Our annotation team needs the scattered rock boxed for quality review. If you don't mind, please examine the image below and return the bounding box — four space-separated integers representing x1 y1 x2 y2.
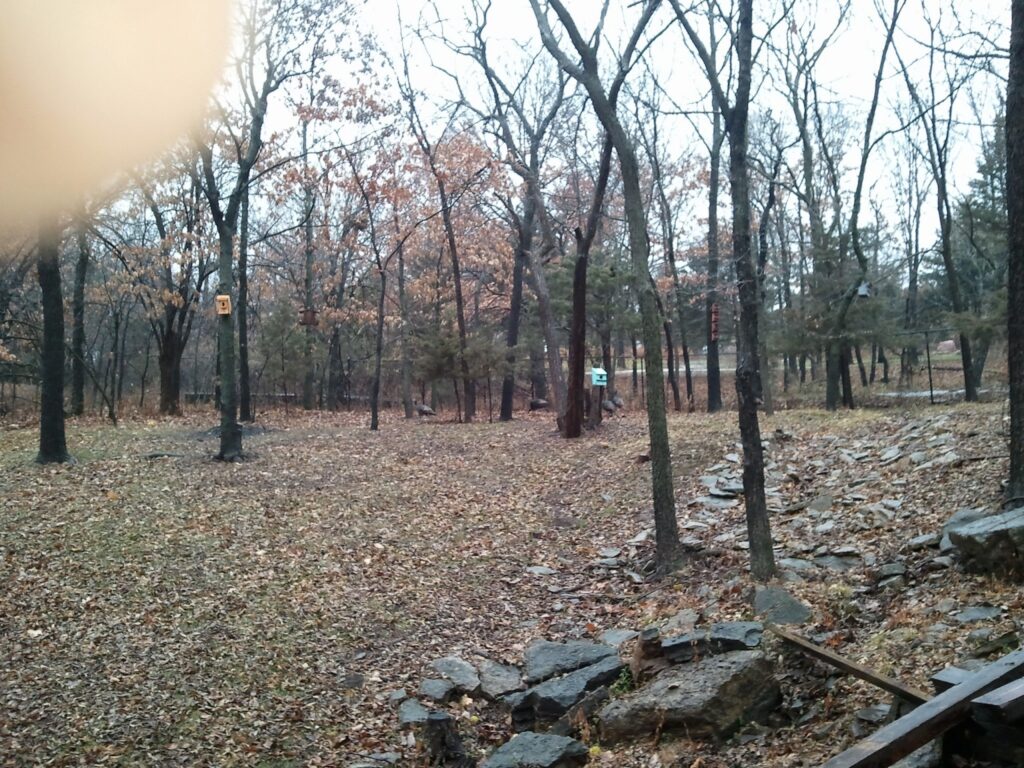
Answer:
907 533 940 550
598 547 621 558
878 563 907 578
813 554 861 572
892 740 942 768
953 605 1002 623
418 678 456 702
598 650 780 743
661 608 700 635
661 622 763 664
808 494 833 512
512 655 623 730
947 507 1024 575
600 628 638 648
429 656 480 695
387 688 407 705
398 698 431 725
523 640 617 684
753 586 812 625
779 557 815 571
478 659 523 700
481 732 588 768
526 566 557 576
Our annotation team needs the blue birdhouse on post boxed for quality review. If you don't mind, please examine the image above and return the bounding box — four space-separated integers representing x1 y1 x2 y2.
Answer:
590 367 608 387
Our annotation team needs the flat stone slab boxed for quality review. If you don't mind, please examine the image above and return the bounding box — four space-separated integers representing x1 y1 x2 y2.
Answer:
512 655 623 731
398 698 430 725
661 622 763 663
482 732 588 768
418 678 455 702
523 639 617 683
753 585 812 625
429 656 480 695
948 507 1024 576
478 659 524 700
598 650 779 743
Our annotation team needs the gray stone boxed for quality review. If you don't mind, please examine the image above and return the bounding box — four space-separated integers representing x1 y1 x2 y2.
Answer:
892 740 942 768
907 533 940 550
387 688 407 705
662 622 764 664
598 547 621 558
814 554 861 572
779 557 815 571
512 655 623 730
809 494 834 512
953 605 1002 623
878 562 907 578
753 586 812 625
661 608 700 634
429 656 480 695
968 628 994 644
947 507 1024 575
600 628 639 648
597 650 779 743
478 659 524 700
943 508 990 536
398 698 431 725
523 639 617 683
526 565 557 576
418 678 455 702
878 575 906 591
481 732 588 768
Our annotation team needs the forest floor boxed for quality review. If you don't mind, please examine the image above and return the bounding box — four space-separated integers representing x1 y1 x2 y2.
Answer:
0 400 1018 767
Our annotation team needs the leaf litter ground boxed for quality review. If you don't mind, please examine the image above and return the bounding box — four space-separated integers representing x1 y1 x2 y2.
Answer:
0 402 1017 766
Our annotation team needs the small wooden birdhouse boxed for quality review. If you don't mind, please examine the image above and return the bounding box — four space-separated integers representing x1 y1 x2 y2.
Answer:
215 294 232 316
298 308 319 327
591 367 608 387
857 281 873 298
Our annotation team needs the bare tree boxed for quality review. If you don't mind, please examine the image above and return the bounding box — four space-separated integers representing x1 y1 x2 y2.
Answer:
1006 0 1024 507
36 221 70 464
529 0 681 571
671 0 776 580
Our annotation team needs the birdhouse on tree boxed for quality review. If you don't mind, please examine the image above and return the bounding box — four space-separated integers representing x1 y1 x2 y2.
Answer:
591 367 608 387
215 295 232 316
298 308 319 327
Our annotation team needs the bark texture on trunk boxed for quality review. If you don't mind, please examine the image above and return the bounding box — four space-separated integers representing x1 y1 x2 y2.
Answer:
37 223 70 464
1006 0 1024 507
71 225 89 416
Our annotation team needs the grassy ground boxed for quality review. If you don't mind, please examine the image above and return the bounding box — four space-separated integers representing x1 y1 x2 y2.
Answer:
0 402 1017 766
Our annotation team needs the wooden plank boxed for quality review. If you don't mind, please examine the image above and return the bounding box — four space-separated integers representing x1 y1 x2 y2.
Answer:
767 626 930 704
971 677 1024 725
822 649 1024 768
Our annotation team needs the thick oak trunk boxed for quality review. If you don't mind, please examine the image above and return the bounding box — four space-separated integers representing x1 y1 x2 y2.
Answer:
37 223 70 464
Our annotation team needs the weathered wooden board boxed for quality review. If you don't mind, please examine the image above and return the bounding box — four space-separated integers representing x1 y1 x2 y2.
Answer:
822 649 1024 768
768 626 930 704
971 677 1024 725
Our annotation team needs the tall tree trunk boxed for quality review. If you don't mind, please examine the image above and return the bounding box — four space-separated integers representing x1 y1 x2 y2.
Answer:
524 252 567 429
302 121 316 411
37 222 70 463
500 215 529 421
107 310 120 424
565 249 588 438
71 225 89 416
370 271 386 431
1006 0 1024 507
438 189 475 422
215 228 241 461
706 111 724 413
239 184 254 422
398 237 414 419
726 0 775 581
